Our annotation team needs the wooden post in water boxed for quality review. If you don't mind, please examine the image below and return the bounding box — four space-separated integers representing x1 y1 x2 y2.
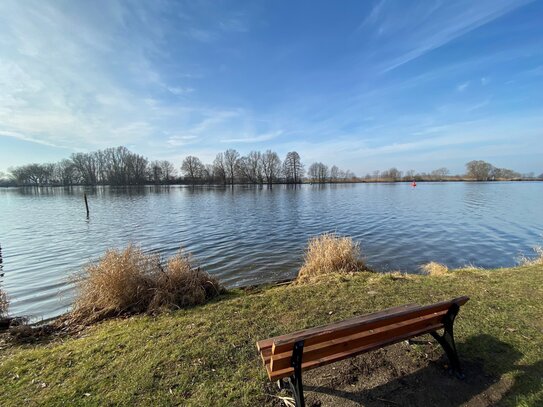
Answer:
84 193 89 217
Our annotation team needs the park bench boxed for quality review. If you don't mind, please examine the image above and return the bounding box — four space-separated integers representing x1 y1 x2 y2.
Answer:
256 296 469 407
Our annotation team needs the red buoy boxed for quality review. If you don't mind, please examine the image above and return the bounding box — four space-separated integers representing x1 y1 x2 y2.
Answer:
412 181 417 187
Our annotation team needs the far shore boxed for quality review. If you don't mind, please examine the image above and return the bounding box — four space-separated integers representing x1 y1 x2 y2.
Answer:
1 178 542 188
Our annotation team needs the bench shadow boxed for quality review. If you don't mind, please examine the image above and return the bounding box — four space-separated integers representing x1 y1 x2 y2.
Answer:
303 334 539 407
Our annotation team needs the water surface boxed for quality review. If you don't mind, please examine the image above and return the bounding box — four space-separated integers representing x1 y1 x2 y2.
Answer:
0 182 541 320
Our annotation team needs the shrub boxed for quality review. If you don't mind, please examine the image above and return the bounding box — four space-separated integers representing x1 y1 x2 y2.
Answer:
297 233 366 284
421 261 449 276
70 245 223 324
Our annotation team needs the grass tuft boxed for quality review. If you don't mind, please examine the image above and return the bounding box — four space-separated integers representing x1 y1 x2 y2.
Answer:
518 246 543 266
297 233 366 284
420 261 449 276
70 245 223 324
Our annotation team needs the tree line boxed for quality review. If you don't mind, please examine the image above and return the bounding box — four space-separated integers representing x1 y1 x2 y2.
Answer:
0 147 539 187
361 160 533 182
1 146 355 187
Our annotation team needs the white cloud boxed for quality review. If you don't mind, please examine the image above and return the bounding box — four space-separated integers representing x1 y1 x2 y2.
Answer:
167 87 195 95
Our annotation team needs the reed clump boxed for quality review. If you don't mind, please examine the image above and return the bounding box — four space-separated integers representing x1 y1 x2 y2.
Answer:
518 246 543 266
0 289 8 317
421 261 449 276
70 245 223 324
297 233 366 284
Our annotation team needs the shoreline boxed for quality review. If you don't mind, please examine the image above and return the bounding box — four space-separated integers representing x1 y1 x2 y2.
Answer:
1 178 543 188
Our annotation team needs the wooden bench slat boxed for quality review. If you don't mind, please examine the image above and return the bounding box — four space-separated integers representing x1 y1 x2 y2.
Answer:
267 321 443 380
260 311 444 368
269 311 446 372
260 347 272 365
256 338 274 353
271 296 468 355
256 303 419 353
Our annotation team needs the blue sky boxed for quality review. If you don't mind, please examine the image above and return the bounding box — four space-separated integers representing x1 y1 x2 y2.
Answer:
0 0 542 175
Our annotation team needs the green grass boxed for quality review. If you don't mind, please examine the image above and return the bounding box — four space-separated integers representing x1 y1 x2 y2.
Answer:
1 265 542 406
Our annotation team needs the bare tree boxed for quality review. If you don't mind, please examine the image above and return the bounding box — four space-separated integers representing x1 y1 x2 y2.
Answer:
330 165 340 182
404 169 415 181
213 152 227 185
224 149 240 185
466 160 493 181
381 168 401 181
237 151 263 184
181 156 204 184
283 151 304 183
308 162 328 183
149 161 163 184
55 159 77 185
261 150 281 184
492 167 520 179
202 164 215 183
308 163 318 181
430 167 449 180
160 160 176 183
344 170 355 180
71 152 98 185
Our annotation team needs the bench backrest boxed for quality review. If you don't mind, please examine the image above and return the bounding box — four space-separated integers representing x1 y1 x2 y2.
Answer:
258 296 468 380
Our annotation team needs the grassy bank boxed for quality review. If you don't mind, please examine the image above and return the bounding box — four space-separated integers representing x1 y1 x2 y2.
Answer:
0 264 542 406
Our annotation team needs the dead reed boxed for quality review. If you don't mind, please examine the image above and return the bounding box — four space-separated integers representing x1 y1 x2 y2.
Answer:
420 261 449 276
296 233 366 283
518 246 543 266
70 245 223 324
0 288 8 317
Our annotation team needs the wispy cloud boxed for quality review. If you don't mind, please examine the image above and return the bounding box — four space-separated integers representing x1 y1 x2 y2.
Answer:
371 0 533 72
356 0 386 32
167 86 195 95
221 131 283 143
456 81 470 92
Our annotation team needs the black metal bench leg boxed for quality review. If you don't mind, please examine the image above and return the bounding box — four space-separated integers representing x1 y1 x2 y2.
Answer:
430 303 465 379
288 340 305 407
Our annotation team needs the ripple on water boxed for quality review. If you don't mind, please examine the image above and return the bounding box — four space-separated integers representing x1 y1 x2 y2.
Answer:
0 182 542 320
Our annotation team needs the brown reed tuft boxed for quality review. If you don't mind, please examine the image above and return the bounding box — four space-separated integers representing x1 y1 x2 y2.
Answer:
0 288 8 317
518 246 543 266
297 233 366 284
420 261 449 276
70 245 223 324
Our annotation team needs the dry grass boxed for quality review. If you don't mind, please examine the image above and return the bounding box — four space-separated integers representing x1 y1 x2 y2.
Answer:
518 246 543 266
70 245 223 324
420 261 449 276
0 288 8 317
148 251 223 310
461 263 484 271
296 233 366 284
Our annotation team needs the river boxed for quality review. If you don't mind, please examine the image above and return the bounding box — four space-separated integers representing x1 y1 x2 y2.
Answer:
0 182 541 320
